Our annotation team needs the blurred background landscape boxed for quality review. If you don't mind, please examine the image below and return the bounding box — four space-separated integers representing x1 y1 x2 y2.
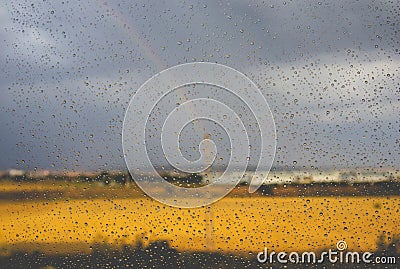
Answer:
0 168 399 268
1 0 399 268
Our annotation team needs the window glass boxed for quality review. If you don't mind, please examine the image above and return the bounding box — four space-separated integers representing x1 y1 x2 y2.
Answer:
1 1 399 268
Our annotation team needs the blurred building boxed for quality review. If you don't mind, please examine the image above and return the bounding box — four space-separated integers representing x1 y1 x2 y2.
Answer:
8 169 25 177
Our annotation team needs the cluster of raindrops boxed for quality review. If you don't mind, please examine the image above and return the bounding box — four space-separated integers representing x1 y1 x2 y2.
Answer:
0 0 399 268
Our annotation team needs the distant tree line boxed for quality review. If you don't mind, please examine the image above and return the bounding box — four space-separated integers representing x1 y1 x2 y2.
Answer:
0 171 205 187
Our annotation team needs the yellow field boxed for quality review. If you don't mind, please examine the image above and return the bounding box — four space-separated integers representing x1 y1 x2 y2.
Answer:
0 195 398 256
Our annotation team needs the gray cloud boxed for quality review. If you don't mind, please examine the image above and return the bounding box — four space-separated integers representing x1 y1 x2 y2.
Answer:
0 0 399 171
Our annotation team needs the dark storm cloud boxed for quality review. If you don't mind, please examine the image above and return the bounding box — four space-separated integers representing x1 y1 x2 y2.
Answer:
0 0 399 170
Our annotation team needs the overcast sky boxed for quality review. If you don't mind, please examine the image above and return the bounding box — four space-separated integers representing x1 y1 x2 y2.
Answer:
0 0 399 172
